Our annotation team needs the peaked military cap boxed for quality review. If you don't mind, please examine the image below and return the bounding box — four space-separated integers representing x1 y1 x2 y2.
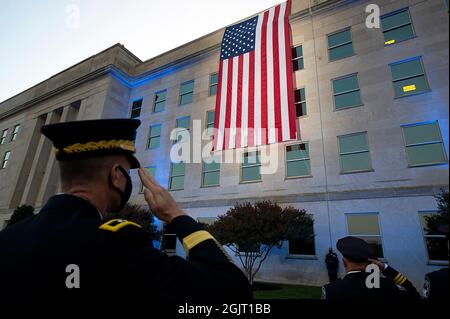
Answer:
336 236 372 262
41 119 141 168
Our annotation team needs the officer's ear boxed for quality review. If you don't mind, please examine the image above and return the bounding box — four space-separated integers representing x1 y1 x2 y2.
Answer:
109 164 122 188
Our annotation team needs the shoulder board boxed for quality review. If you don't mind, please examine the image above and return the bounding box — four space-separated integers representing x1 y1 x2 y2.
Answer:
99 219 141 232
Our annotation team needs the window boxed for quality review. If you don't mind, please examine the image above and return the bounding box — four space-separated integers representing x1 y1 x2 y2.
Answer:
338 132 372 173
161 223 177 253
381 9 415 46
169 162 185 191
390 57 429 97
241 151 261 183
202 160 220 187
332 74 362 110
288 236 316 256
402 122 447 166
420 212 449 262
179 80 194 105
286 143 311 178
130 99 143 118
2 151 11 169
153 90 166 113
292 45 304 71
294 88 307 117
147 124 161 149
1 129 7 144
209 73 218 96
10 125 20 142
328 28 354 61
347 214 384 258
206 110 215 136
174 116 191 143
139 166 156 193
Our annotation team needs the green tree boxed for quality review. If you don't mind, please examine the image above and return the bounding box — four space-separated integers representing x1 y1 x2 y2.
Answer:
105 203 161 242
207 200 313 285
425 189 449 235
5 205 35 228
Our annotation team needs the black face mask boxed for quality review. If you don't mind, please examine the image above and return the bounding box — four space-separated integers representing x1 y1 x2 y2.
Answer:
109 165 132 213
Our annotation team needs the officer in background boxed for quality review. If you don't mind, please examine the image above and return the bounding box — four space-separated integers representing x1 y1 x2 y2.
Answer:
0 119 252 303
325 248 339 283
322 236 421 301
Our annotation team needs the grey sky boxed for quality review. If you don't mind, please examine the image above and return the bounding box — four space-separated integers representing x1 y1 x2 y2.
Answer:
0 0 282 103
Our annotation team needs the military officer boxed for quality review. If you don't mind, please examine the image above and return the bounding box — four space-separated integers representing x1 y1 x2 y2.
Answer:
322 236 421 301
0 119 252 303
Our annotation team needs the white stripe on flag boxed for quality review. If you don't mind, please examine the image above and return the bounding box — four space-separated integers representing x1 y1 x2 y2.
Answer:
217 59 228 151
278 2 290 141
229 56 239 149
241 53 250 148
266 7 276 144
254 12 263 146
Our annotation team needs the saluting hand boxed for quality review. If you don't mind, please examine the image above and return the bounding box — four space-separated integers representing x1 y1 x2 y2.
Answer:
138 168 187 223
369 258 386 270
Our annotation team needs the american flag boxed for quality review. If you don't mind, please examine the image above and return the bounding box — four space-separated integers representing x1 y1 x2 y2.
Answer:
213 0 297 151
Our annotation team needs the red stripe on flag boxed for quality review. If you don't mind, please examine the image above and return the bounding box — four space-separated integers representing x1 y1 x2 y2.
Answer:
284 0 296 139
272 5 282 142
248 51 255 147
224 58 234 150
236 55 244 149
213 61 224 151
260 11 269 145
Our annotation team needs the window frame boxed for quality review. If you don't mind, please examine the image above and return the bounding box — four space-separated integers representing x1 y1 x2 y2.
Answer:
327 27 355 62
287 229 317 259
11 125 20 142
292 44 304 71
139 166 157 194
201 160 221 188
418 210 449 265
345 212 385 259
152 89 167 113
389 56 430 98
332 73 363 111
294 87 307 117
169 162 186 191
130 98 143 119
174 116 191 145
285 142 312 179
179 80 195 106
381 8 416 46
401 121 448 167
1 151 11 169
1 129 8 145
337 132 373 174
209 73 218 96
240 150 262 184
146 124 162 150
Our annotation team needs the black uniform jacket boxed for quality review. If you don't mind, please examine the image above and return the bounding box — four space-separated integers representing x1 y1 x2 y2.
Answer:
0 194 252 303
323 267 421 301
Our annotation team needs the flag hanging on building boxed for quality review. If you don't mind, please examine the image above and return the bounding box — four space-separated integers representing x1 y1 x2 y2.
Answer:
213 0 297 151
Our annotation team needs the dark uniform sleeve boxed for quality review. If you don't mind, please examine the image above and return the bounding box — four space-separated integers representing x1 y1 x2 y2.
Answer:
97 216 252 301
383 265 421 300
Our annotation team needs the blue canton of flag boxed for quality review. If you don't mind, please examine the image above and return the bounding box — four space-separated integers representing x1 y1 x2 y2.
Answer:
220 16 258 60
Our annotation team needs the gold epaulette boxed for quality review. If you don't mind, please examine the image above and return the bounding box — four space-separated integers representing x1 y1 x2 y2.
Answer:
99 219 141 232
182 230 234 263
394 272 408 285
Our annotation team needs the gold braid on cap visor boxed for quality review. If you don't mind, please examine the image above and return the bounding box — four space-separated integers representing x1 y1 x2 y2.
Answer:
52 139 135 155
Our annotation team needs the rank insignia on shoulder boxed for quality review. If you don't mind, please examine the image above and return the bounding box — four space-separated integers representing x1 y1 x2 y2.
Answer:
99 219 141 232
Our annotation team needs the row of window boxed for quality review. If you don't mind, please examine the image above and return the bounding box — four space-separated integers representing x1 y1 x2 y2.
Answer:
162 211 448 262
1 151 11 169
0 124 20 145
140 120 447 190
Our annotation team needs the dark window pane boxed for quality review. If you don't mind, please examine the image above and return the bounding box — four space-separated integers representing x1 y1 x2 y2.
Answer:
148 137 160 149
393 75 429 97
425 237 449 261
209 84 217 96
150 125 161 137
210 73 218 85
170 176 185 190
154 101 165 113
293 58 304 71
180 81 194 94
243 152 260 165
329 43 354 61
339 133 368 153
203 171 220 186
286 144 309 160
130 108 141 119
341 152 372 172
207 111 215 126
132 99 143 108
328 30 351 48
347 215 381 235
155 91 166 102
335 91 362 109
171 162 186 176
333 75 359 94
242 166 261 182
403 123 441 145
406 144 447 166
289 238 315 255
384 25 414 44
204 161 220 171
381 10 411 31
295 102 307 117
292 45 303 58
391 59 423 80
287 160 311 177
180 92 193 105
177 117 190 130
